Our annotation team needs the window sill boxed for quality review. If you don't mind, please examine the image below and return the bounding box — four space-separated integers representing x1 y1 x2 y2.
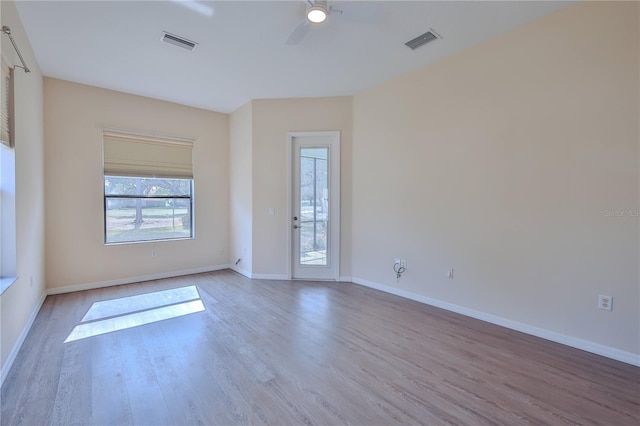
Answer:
0 276 18 295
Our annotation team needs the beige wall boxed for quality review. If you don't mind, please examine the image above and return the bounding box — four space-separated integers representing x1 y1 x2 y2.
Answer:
352 1 639 357
229 101 253 276
0 0 46 373
44 79 229 290
251 97 352 278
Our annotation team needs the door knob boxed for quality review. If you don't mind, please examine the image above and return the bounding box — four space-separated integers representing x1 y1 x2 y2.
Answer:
293 216 298 221
293 225 300 229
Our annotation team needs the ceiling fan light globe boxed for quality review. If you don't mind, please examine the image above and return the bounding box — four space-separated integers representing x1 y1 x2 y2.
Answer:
307 6 327 23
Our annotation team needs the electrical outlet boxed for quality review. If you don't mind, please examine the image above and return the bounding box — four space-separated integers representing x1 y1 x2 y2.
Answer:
447 268 454 279
598 295 612 311
219 248 224 255
151 250 158 258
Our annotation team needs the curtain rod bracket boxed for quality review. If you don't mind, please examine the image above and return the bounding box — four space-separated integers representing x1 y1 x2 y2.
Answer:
1 26 30 74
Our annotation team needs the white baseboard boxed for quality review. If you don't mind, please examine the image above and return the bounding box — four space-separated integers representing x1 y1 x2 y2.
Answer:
1 292 47 386
351 277 640 367
251 273 289 280
47 265 230 295
230 265 252 279
232 271 352 282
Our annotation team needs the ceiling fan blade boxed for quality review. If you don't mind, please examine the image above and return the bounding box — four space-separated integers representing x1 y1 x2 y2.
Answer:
285 20 310 45
331 2 384 24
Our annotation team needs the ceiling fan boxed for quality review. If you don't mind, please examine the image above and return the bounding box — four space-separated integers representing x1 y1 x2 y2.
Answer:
285 0 383 45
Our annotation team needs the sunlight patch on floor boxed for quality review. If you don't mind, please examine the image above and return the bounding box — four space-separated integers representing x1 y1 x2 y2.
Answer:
82 285 201 321
65 286 205 343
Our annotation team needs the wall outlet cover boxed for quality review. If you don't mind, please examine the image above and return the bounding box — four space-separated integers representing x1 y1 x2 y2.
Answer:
598 295 612 311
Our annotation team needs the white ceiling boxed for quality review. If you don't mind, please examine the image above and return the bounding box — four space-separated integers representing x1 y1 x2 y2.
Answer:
15 1 572 113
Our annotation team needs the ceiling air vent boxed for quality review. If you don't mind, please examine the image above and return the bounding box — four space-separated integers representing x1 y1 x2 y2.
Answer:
161 31 198 51
405 29 441 51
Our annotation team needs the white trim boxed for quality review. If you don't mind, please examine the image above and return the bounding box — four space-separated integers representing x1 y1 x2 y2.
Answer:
286 133 292 280
230 265 252 279
0 276 18 295
287 131 341 281
351 277 640 367
1 292 46 386
189 267 289 281
339 276 352 283
46 265 229 295
251 273 289 280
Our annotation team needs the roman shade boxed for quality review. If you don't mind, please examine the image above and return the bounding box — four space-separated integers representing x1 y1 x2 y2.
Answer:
103 130 194 179
1 58 12 147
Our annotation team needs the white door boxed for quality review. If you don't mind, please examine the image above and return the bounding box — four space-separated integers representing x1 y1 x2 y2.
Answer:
289 132 340 280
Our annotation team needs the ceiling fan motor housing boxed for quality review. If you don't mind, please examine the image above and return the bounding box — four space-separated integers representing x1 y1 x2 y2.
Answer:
307 1 328 24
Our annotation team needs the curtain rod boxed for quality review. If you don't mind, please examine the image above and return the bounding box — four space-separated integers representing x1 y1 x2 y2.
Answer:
1 26 30 73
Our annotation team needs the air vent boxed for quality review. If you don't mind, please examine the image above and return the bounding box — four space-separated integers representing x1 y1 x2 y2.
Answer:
405 30 441 51
161 31 198 51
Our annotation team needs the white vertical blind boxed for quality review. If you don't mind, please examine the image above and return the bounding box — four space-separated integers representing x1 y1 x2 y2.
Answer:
103 130 194 179
0 58 13 147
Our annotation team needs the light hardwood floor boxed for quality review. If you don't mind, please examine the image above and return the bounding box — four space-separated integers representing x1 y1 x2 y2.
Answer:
2 270 639 425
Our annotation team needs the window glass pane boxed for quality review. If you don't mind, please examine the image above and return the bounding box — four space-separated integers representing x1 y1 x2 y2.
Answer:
105 176 190 196
298 147 329 266
105 197 192 244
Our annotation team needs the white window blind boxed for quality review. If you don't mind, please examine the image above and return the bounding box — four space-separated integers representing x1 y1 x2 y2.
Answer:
103 130 194 179
1 58 13 147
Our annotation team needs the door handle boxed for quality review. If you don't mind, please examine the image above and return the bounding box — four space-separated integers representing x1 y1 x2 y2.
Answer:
293 225 301 229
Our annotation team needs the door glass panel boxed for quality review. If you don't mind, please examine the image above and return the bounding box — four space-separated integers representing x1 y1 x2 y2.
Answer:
299 147 329 266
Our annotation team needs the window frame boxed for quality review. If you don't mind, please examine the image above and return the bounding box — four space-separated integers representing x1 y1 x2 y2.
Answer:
103 176 195 245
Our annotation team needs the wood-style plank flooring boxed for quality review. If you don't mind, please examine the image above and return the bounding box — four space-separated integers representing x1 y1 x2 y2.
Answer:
2 270 639 425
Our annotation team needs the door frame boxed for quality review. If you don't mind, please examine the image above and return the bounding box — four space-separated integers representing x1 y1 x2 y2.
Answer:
286 131 340 281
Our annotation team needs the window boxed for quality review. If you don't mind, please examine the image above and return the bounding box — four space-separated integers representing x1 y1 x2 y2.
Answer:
103 130 194 244
104 176 192 244
0 57 16 293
